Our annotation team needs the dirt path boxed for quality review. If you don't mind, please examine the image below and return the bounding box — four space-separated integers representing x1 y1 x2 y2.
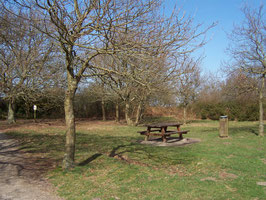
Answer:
0 132 63 200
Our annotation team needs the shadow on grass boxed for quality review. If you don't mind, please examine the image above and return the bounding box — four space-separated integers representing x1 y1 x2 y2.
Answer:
78 153 103 166
0 132 63 179
109 144 126 157
229 125 258 136
5 131 198 171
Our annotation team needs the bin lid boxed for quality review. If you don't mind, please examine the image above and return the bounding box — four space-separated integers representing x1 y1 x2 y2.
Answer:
220 115 228 119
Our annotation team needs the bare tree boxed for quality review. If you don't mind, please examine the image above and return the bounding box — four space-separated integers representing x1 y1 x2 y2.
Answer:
20 60 66 119
222 69 258 103
0 8 54 123
5 0 169 170
94 52 171 126
175 56 201 124
96 5 215 125
227 4 265 136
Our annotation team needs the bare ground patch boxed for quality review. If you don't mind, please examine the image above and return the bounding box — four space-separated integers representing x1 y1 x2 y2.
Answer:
139 137 201 147
0 132 63 200
0 119 126 134
219 171 238 179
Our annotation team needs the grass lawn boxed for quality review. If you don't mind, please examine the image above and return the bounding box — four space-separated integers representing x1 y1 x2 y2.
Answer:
4 119 266 200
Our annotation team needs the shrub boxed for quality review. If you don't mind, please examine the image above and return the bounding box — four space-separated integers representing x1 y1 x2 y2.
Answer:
193 100 264 121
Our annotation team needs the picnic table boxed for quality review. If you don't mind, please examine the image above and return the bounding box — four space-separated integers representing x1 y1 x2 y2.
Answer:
138 122 189 142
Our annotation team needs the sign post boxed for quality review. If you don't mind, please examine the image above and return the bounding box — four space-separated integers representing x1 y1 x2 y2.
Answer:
33 105 37 122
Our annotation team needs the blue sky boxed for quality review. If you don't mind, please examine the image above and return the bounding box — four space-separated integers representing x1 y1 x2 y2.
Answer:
164 0 265 74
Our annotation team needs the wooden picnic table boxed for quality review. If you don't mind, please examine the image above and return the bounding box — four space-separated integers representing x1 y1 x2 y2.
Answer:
138 122 189 142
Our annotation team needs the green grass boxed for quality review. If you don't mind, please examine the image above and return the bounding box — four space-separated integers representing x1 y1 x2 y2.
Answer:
5 120 266 200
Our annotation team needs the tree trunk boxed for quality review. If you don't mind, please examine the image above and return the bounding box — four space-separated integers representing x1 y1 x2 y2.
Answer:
101 97 106 121
62 77 78 170
258 75 264 136
25 103 31 119
183 106 187 125
135 102 142 126
115 101 120 122
7 98 16 124
125 101 133 125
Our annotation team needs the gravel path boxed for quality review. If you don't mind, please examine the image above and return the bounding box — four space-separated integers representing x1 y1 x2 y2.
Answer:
0 132 63 200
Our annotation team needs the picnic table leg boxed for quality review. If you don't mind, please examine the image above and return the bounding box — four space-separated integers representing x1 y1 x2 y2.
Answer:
162 127 167 143
145 135 149 141
177 125 183 140
145 127 151 141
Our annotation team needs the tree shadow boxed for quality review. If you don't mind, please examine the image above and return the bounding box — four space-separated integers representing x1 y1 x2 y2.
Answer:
78 153 103 166
3 130 197 175
107 142 196 167
229 126 258 136
0 160 25 176
109 144 129 157
107 143 151 165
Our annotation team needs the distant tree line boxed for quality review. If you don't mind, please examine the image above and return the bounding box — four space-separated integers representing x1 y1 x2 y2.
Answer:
1 69 264 122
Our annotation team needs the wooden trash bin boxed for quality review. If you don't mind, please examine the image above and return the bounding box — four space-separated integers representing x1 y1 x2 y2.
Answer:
219 116 228 137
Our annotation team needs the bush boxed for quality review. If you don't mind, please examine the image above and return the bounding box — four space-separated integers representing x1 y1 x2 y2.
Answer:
193 100 264 121
193 103 226 120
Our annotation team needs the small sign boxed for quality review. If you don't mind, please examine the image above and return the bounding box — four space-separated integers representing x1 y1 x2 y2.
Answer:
33 105 37 111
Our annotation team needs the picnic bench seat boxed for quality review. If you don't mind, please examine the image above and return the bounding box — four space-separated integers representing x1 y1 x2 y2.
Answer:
138 130 189 140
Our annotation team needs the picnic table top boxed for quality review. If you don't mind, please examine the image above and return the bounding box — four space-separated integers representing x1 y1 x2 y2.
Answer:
144 122 182 128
